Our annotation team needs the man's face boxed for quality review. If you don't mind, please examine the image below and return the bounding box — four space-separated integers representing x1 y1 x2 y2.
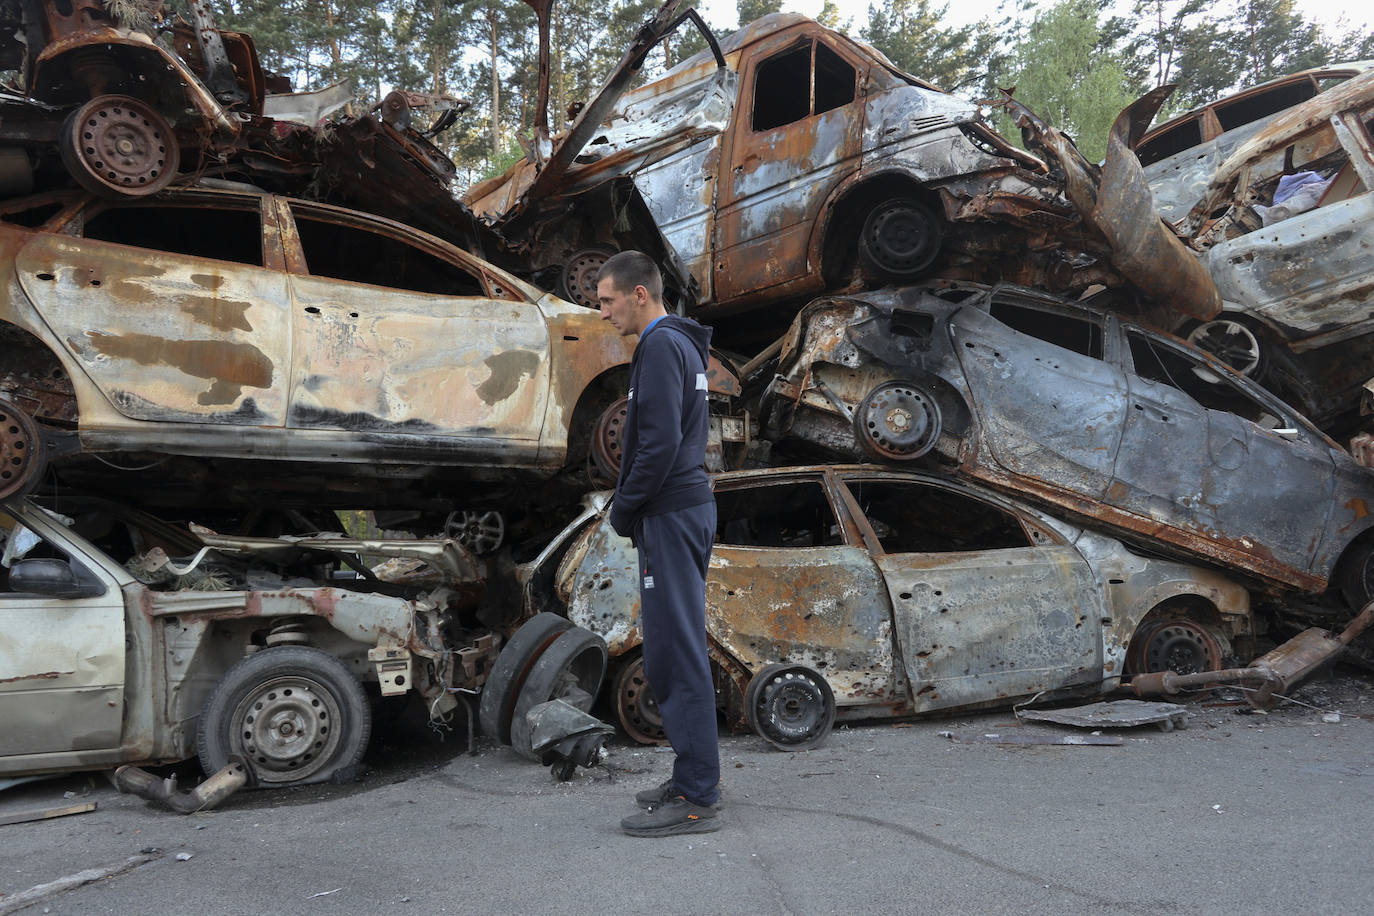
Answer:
597 276 644 337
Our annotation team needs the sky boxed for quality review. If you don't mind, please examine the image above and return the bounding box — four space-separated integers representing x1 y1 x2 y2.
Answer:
695 0 1372 37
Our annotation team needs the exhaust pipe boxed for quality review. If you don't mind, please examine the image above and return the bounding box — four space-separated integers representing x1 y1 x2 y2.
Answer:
1130 601 1374 708
114 758 251 813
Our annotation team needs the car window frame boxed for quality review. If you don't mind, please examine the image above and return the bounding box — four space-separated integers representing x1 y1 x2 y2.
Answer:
55 190 283 271
971 287 1123 364
832 470 1065 558
709 470 868 550
277 197 530 303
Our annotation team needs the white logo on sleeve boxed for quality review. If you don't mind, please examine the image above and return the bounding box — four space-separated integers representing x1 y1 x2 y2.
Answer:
627 387 634 401
696 372 707 391
643 575 655 589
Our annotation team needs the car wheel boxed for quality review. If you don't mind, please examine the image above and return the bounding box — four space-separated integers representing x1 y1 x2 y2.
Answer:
60 95 180 198
611 650 668 745
859 198 942 280
744 663 836 751
1125 619 1226 676
1337 540 1374 611
558 248 616 309
0 398 45 501
589 396 630 485
197 646 371 787
509 627 608 760
853 381 942 461
444 509 505 555
478 613 574 745
1186 317 1267 381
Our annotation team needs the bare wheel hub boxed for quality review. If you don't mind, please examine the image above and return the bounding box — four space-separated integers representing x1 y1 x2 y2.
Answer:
444 509 504 554
61 94 179 198
854 382 942 461
590 396 630 484
232 675 343 784
560 248 615 309
0 399 44 501
1130 619 1225 676
613 653 667 745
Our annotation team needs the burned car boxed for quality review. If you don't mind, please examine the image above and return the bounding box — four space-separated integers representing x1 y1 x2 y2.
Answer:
761 283 1374 603
466 8 1169 322
0 495 499 786
538 467 1251 747
0 186 647 523
1009 69 1374 432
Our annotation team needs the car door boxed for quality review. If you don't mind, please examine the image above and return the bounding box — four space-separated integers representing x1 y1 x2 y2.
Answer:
840 475 1104 714
706 474 902 707
1116 328 1336 578
279 201 552 458
1203 108 1374 341
950 295 1128 500
0 502 126 759
15 194 293 427
713 30 864 303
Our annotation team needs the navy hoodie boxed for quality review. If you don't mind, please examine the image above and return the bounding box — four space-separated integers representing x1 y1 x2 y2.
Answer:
609 315 714 538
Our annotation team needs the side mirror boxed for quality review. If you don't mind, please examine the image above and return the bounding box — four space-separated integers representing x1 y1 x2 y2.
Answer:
8 558 103 598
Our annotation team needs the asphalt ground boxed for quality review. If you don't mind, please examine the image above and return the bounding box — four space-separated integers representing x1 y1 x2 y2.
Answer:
2 674 1371 915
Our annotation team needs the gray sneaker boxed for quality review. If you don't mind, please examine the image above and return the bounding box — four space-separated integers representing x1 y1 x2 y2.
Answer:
635 778 676 809
621 796 720 837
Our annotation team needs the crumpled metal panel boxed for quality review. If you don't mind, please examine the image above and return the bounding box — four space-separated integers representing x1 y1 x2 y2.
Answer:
1201 176 1374 343
193 532 483 588
1144 116 1272 223
1003 89 1222 321
564 521 642 656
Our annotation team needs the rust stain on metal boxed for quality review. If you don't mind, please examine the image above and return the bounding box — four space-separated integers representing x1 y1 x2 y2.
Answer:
84 330 273 405
0 670 72 684
476 350 540 404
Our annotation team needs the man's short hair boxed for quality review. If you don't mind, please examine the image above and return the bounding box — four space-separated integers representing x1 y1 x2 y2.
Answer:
597 250 663 302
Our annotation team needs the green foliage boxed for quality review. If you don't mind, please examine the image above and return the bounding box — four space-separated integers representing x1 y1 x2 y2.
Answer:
996 0 1137 161
736 0 782 29
860 0 997 91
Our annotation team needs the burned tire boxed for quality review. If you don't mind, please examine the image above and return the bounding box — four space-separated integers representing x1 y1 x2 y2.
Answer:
509 626 608 761
0 398 45 501
859 198 941 281
744 663 836 751
197 646 370 787
478 613 574 745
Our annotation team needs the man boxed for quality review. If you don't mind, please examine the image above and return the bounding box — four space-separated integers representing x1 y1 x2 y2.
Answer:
595 251 721 838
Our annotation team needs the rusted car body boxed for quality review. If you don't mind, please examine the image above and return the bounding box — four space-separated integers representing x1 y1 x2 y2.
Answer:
0 187 639 511
540 467 1251 742
1012 69 1374 431
1134 63 1371 223
760 283 1374 601
0 496 498 783
465 11 1136 319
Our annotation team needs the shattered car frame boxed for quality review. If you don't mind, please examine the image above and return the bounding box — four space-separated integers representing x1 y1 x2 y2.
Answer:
540 466 1251 744
466 8 1132 320
761 283 1374 601
0 496 498 785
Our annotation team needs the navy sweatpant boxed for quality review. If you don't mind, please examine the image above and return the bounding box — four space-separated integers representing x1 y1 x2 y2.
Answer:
635 501 719 806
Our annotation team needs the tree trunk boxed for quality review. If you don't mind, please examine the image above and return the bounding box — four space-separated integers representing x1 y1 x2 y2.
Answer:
489 7 501 160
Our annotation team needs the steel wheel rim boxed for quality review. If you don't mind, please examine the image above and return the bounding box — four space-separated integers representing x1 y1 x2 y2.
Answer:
856 382 941 460
1131 620 1224 676
62 95 178 197
231 674 344 784
0 402 41 500
590 396 629 483
746 665 836 750
613 654 667 745
864 202 939 274
561 249 613 309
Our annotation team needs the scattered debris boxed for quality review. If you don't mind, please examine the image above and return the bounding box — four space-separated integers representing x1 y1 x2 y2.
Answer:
1018 700 1190 732
0 852 157 916
0 801 97 827
937 732 1124 747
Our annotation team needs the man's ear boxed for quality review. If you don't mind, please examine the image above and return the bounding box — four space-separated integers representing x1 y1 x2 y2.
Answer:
634 284 649 306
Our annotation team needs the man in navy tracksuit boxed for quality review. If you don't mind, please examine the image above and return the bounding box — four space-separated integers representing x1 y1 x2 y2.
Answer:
595 251 721 837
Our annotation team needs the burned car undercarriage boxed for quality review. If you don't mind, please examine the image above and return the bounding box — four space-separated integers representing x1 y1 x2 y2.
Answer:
3 0 1374 802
